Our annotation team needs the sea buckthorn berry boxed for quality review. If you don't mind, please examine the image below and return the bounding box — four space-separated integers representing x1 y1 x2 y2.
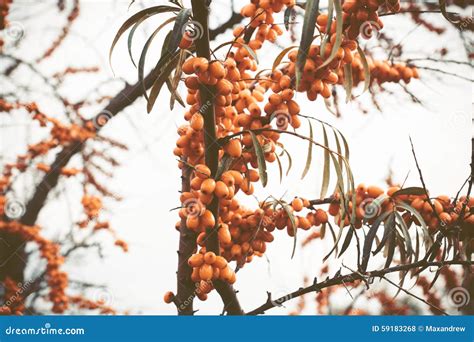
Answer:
367 185 384 198
200 178 216 195
193 57 209 73
190 113 204 131
224 139 242 158
209 61 226 79
195 164 211 179
204 251 217 264
215 181 230 199
188 253 204 267
291 197 304 212
199 264 213 281
163 291 175 304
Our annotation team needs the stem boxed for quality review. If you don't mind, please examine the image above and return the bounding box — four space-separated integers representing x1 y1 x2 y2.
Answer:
176 161 196 315
190 0 243 315
246 260 472 315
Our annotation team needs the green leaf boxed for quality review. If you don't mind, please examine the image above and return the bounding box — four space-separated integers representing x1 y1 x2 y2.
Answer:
169 48 187 110
284 6 294 31
320 123 330 199
301 119 313 179
138 17 177 102
338 226 353 257
249 131 268 187
109 5 180 72
275 153 283 184
320 222 326 239
272 45 297 71
319 0 334 58
396 201 432 249
215 154 233 180
147 51 181 112
295 0 320 88
392 187 426 197
343 63 353 103
361 210 391 271
127 14 152 68
317 0 342 70
356 46 371 95
395 212 413 257
169 8 192 52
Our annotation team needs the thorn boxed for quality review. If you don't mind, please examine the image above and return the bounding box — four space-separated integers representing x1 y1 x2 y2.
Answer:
265 291 272 303
313 277 318 286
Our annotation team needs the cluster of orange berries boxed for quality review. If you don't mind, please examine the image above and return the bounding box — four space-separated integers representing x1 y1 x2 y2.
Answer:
0 221 68 313
188 251 236 285
1 277 25 315
339 0 400 40
0 0 12 31
69 296 116 315
166 0 424 304
81 194 102 219
323 184 474 231
350 54 419 86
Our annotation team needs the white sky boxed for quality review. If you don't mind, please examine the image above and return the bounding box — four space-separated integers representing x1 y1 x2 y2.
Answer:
1 0 472 315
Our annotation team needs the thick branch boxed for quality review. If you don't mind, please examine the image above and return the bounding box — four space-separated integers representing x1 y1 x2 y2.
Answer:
246 260 472 315
191 0 242 315
176 162 197 315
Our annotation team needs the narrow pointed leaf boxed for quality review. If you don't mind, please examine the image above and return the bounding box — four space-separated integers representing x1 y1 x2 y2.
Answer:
295 0 320 88
301 119 313 179
249 131 268 187
317 0 342 70
109 5 180 71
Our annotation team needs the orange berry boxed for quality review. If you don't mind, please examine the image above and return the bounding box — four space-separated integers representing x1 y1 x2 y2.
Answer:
367 185 384 198
225 139 242 158
218 224 232 245
188 253 204 267
195 164 211 179
201 210 216 229
199 264 213 281
193 57 209 73
163 291 175 304
190 113 204 131
214 255 228 269
209 61 226 79
315 209 328 224
200 178 216 195
292 197 304 212
215 181 230 199
204 251 217 264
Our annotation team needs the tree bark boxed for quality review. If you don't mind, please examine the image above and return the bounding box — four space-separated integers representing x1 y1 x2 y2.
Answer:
190 0 243 315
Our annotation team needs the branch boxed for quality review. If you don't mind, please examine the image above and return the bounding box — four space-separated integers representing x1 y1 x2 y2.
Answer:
175 161 197 315
246 260 472 315
191 0 242 315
